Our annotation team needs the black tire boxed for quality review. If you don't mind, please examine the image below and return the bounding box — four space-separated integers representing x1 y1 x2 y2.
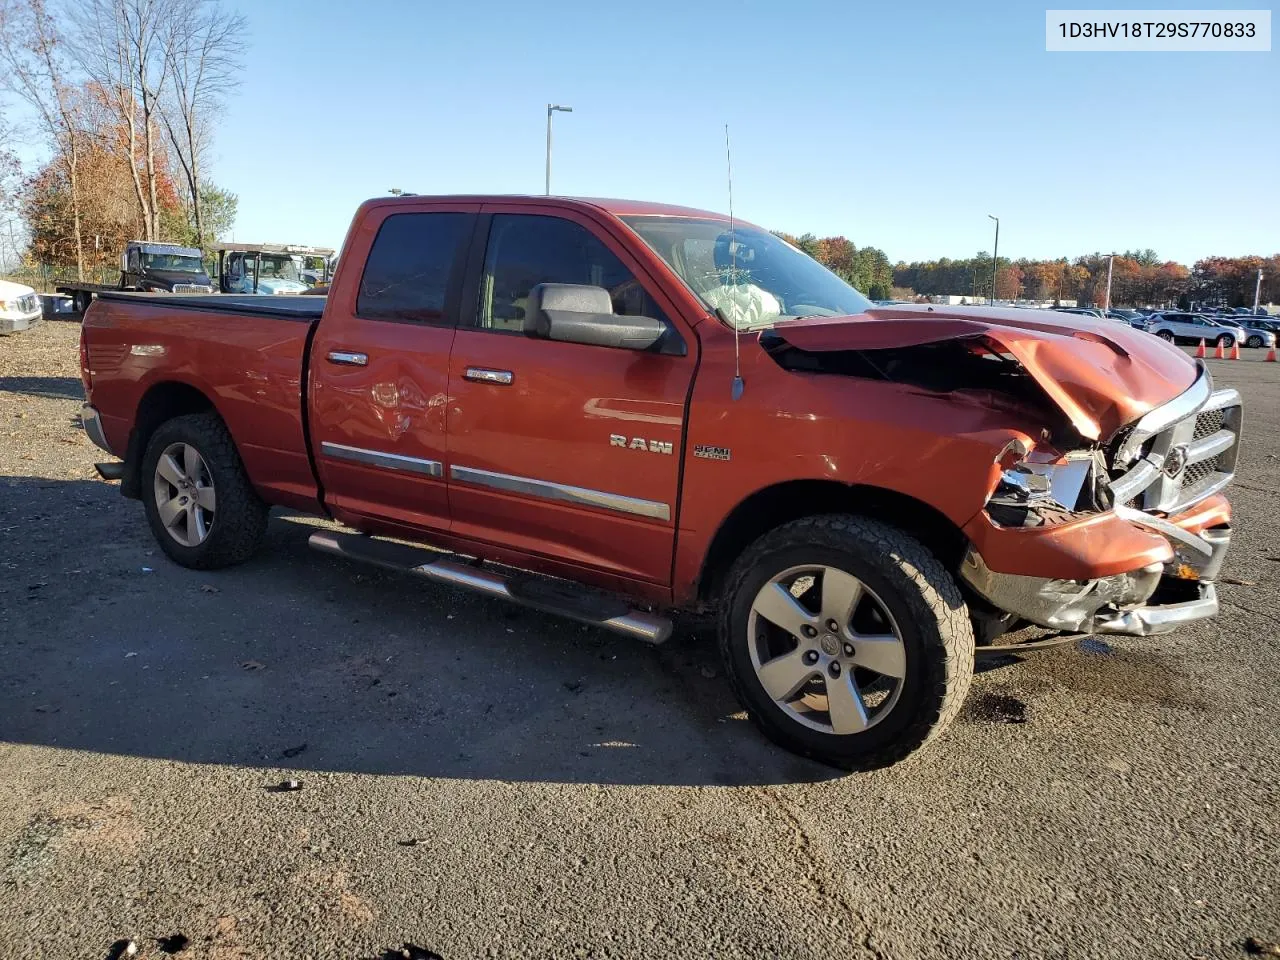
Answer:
1216 334 1234 348
718 514 974 770
141 412 268 570
1157 330 1175 342
1246 335 1262 349
73 291 91 314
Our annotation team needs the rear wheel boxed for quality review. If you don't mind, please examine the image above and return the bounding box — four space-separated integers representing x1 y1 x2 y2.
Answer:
1216 333 1234 347
73 291 91 314
719 514 974 770
141 413 268 569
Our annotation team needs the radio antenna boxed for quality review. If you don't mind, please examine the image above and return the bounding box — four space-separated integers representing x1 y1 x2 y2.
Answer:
725 123 744 401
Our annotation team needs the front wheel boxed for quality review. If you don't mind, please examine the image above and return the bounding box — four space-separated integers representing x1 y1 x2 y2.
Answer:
141 412 268 569
1246 335 1262 348
1157 330 1175 342
719 515 974 770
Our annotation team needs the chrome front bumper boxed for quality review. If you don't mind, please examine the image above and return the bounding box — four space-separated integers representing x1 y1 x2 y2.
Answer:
960 521 1229 638
81 404 114 455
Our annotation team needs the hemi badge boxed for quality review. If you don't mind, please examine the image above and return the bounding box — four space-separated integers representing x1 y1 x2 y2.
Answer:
694 445 731 461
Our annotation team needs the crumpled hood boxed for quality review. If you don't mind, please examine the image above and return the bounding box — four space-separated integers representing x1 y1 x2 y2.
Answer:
770 304 1198 441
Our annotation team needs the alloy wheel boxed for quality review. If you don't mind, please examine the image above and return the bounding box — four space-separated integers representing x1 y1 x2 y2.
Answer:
747 564 907 735
153 441 216 547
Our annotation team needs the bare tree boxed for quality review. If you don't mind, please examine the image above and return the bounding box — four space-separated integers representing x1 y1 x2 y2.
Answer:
72 0 173 240
0 0 87 277
159 0 244 248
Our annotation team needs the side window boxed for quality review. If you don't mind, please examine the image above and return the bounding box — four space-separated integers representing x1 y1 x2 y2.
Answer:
476 214 668 332
357 212 471 324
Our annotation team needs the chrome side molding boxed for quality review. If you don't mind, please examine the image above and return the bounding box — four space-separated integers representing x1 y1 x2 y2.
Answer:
320 441 443 478
450 464 670 522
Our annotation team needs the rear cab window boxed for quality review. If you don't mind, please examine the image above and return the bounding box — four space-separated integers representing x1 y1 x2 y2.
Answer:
357 212 474 325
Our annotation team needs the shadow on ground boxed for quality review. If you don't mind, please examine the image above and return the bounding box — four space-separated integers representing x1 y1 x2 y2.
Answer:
0 376 84 401
0 476 839 788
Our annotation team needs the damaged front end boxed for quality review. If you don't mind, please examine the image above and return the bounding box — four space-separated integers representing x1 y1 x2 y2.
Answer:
763 313 1240 639
961 363 1239 637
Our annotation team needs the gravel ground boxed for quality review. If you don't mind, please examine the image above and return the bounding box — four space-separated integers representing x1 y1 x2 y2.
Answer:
1 321 1277 959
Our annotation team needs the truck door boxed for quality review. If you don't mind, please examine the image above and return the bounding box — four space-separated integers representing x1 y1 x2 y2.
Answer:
308 202 478 534
447 207 697 588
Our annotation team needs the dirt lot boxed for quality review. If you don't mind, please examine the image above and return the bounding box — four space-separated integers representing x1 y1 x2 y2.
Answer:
1 321 1277 959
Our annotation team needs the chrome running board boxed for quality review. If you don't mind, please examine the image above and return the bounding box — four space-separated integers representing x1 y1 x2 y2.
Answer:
307 530 672 645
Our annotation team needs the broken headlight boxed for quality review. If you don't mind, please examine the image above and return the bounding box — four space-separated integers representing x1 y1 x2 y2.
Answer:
987 441 1112 528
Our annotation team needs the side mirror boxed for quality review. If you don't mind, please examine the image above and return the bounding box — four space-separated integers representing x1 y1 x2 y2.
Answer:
524 283 669 351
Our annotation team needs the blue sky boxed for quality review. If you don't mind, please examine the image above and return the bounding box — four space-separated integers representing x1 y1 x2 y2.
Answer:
16 0 1280 264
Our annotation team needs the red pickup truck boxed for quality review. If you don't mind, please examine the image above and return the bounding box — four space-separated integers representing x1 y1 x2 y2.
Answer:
79 195 1240 768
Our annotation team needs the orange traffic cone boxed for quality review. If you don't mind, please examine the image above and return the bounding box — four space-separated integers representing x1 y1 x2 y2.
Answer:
1231 340 1241 360
1194 339 1206 358
1214 339 1226 359
1267 344 1277 362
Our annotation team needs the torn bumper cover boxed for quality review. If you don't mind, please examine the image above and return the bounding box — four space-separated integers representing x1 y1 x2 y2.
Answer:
961 518 1230 637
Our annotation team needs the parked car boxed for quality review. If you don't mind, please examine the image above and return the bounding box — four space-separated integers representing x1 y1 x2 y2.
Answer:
0 277 44 334
1207 314 1277 349
1053 306 1106 319
1104 308 1147 329
1146 312 1248 347
78 194 1240 770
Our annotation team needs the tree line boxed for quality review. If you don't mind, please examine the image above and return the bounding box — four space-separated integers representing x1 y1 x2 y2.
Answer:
780 233 1277 310
773 232 896 301
0 0 244 279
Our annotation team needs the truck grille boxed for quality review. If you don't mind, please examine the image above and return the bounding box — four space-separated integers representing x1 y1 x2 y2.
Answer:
16 294 40 314
1109 366 1241 515
172 284 214 294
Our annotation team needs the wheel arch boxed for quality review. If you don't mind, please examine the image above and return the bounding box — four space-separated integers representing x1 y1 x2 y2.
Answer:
121 380 220 498
694 479 970 607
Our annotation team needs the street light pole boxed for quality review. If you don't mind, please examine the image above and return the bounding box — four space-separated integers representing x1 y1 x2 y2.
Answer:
1104 254 1115 312
545 104 573 195
1254 267 1264 313
987 215 999 305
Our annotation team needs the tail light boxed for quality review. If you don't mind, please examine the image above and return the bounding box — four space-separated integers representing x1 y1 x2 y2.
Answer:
79 329 92 397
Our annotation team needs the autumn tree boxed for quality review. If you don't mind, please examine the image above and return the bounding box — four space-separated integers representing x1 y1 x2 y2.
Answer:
995 264 1024 300
158 0 245 248
0 0 88 277
74 0 179 240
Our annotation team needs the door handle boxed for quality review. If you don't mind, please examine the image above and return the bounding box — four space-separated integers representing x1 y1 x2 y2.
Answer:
463 367 513 385
327 350 368 366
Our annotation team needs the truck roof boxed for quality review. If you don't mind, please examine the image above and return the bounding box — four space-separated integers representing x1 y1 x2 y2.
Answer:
215 243 337 255
372 195 734 222
129 242 203 258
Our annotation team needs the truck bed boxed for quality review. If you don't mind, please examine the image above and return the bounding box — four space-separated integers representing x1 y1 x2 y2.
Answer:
95 291 326 319
82 294 323 513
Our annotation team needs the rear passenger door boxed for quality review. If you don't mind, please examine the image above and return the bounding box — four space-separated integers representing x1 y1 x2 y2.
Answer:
309 202 478 534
